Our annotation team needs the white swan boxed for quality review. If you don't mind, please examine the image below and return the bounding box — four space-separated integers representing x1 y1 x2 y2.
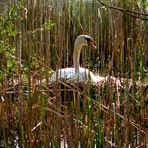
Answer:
50 35 104 82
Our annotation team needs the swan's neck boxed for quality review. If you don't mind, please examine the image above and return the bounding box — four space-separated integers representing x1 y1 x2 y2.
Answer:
73 42 82 73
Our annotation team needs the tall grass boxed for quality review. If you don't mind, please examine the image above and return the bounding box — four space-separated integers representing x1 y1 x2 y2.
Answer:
0 0 148 147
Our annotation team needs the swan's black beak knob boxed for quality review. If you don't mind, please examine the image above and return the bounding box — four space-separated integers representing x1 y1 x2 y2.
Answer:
85 37 97 49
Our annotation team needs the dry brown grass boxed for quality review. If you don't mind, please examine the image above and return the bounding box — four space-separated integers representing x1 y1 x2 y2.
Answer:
0 0 148 147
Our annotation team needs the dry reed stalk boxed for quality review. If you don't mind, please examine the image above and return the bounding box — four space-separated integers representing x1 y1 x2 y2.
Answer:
0 0 147 147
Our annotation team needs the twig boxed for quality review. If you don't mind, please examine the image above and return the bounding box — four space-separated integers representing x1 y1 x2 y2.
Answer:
98 0 148 20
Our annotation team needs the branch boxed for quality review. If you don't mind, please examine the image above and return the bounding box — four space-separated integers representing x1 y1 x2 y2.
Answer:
98 0 148 20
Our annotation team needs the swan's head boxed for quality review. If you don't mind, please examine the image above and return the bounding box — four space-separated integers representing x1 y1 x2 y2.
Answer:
75 35 97 49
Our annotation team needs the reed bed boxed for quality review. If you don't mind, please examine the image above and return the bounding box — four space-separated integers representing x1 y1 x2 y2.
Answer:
0 0 148 147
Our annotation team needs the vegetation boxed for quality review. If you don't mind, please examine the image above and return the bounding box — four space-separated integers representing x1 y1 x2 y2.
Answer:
0 0 147 147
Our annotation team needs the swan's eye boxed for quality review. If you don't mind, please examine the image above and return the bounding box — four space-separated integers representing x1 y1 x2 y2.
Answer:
85 37 91 43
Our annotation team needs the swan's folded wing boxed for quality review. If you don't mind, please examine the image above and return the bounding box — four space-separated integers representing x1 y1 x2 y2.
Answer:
49 68 75 82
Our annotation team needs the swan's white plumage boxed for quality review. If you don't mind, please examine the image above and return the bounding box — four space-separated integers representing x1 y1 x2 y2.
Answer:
50 67 101 82
49 35 104 83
